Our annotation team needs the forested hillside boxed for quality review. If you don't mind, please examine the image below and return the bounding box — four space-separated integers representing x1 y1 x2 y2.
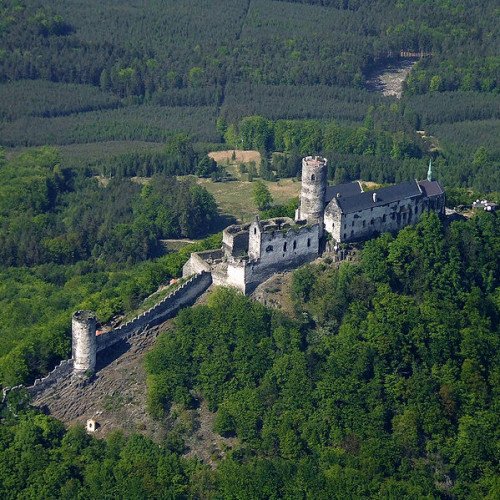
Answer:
0 0 498 191
0 147 221 386
1 212 498 498
0 2 498 496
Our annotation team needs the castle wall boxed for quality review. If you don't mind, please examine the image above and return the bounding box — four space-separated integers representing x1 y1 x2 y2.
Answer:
244 223 319 293
96 272 212 352
257 224 319 266
245 252 317 294
25 359 74 399
226 260 246 292
324 199 343 242
223 224 250 257
183 250 222 277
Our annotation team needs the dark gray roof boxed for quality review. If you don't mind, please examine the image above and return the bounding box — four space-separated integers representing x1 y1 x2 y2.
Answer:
325 182 363 203
418 180 444 197
335 180 422 213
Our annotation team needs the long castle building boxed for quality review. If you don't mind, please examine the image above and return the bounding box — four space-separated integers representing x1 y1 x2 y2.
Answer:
183 156 445 293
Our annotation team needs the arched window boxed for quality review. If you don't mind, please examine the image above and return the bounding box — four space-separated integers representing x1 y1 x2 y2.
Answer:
311 174 315 181
254 227 257 234
307 238 311 247
283 242 287 252
293 240 297 250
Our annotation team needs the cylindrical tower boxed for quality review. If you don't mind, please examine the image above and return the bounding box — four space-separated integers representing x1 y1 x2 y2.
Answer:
72 310 97 377
298 156 328 236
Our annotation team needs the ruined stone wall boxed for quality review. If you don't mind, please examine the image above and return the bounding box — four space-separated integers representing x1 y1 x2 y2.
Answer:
182 250 217 278
11 273 212 399
223 226 250 257
257 224 319 267
96 272 212 351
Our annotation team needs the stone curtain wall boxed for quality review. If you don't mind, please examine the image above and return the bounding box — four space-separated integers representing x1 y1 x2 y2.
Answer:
96 272 212 351
26 359 74 398
11 272 212 399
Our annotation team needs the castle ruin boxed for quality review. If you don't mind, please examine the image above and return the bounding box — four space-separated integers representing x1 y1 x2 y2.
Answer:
183 155 445 293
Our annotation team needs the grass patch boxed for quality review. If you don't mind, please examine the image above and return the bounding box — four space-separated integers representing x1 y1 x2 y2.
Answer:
196 177 301 222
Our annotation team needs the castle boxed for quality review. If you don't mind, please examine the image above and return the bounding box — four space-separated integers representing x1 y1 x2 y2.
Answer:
183 156 445 293
10 156 444 387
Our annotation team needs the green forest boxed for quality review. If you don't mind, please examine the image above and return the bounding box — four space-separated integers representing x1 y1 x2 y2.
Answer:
0 0 499 497
0 147 221 386
0 0 498 192
1 213 498 498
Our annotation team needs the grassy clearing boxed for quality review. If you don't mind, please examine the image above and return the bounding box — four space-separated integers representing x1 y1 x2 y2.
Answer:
208 149 261 165
197 177 301 222
209 149 261 180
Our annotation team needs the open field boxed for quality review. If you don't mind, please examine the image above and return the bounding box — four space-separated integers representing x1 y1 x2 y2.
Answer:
208 149 261 165
197 177 301 222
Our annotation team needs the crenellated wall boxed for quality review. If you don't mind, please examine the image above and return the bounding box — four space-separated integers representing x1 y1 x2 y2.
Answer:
96 271 212 351
8 272 212 400
26 358 74 398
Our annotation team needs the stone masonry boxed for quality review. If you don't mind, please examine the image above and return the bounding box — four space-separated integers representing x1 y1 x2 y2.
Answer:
183 155 445 293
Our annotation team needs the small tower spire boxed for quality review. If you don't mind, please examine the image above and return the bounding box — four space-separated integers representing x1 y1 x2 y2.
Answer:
427 158 433 182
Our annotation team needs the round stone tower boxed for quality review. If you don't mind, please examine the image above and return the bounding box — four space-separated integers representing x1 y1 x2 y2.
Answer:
72 310 97 377
298 156 328 236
